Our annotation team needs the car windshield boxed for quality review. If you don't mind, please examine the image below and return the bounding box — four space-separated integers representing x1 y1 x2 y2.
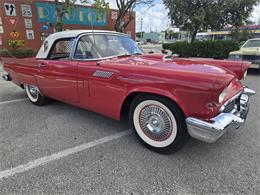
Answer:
74 34 143 59
243 40 260 48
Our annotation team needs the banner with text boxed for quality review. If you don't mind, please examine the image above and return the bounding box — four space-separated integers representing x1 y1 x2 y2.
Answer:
36 2 107 27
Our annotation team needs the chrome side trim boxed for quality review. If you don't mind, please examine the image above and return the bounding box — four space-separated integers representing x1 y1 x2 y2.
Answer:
186 87 255 143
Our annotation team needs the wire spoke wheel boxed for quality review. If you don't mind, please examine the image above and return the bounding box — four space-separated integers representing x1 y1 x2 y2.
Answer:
133 100 178 148
24 84 47 106
139 105 173 142
25 85 40 102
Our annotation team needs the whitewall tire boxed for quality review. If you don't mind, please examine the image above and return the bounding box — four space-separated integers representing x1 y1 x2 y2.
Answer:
130 94 189 153
24 84 47 106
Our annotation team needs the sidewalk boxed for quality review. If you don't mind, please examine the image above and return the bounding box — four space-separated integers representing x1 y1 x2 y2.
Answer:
140 44 162 54
0 61 3 73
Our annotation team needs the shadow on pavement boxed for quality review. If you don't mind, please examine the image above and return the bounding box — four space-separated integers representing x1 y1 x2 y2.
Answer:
248 68 260 75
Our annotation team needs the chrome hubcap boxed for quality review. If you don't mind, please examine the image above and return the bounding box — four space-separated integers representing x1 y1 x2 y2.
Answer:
139 105 173 141
28 86 39 99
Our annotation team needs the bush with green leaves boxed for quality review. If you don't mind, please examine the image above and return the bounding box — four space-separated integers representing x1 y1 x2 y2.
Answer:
162 40 240 59
0 48 37 58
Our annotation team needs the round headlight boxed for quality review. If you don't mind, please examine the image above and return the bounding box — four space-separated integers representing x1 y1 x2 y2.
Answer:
219 87 228 103
235 54 242 60
228 54 241 60
243 70 248 79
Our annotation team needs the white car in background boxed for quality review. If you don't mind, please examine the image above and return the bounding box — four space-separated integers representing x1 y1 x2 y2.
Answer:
229 38 260 70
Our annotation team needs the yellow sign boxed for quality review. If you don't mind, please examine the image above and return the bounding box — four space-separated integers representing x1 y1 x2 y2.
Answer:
10 30 20 38
8 39 25 47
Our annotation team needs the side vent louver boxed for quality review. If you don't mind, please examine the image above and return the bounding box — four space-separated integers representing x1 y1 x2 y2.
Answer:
93 71 114 79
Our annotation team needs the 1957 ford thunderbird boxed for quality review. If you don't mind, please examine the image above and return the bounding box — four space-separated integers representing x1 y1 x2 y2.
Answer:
2 30 256 153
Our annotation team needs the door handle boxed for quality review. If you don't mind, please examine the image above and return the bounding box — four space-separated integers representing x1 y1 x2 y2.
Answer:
38 63 46 67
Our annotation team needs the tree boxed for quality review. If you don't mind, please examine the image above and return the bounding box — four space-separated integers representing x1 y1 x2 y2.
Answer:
54 0 109 32
165 29 179 40
230 29 255 43
223 0 259 30
163 0 259 42
136 31 144 38
114 0 154 32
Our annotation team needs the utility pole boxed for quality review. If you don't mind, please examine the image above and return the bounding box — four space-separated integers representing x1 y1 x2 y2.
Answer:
140 18 143 42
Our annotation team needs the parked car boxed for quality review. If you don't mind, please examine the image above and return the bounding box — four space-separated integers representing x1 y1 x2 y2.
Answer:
2 30 255 153
229 38 260 70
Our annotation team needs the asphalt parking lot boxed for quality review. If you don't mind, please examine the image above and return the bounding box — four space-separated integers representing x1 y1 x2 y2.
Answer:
0 62 259 194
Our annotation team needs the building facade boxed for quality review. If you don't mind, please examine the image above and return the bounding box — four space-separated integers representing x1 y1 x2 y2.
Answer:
196 25 260 41
143 32 166 43
0 0 135 50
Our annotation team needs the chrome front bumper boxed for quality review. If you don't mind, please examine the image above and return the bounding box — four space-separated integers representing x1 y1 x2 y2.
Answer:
186 87 256 143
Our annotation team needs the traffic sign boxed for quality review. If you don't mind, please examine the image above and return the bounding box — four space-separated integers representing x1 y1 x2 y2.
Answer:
6 18 18 26
4 3 17 16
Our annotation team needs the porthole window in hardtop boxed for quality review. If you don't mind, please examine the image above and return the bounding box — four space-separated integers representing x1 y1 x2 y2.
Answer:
43 41 48 52
48 38 74 60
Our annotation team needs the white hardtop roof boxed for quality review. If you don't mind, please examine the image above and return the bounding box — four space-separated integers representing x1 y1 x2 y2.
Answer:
36 30 128 59
247 38 260 41
47 30 127 40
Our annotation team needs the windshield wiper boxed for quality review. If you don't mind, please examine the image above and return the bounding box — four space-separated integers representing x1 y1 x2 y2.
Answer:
116 54 132 57
132 52 143 56
115 52 143 58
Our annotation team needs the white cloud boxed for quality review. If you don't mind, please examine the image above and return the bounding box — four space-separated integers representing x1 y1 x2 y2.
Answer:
108 0 118 9
107 0 169 32
136 3 169 32
250 4 260 24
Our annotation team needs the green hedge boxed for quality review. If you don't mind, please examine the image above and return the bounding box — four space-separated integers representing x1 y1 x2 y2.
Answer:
162 40 240 59
0 48 36 58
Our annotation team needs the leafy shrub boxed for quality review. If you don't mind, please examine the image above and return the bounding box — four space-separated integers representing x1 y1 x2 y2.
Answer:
162 40 240 59
0 48 37 58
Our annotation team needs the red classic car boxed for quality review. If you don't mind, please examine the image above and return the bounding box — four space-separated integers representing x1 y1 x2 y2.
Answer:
2 30 255 153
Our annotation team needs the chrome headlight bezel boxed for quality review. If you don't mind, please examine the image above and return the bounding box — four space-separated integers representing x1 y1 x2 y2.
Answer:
243 70 248 79
229 54 242 60
219 87 228 103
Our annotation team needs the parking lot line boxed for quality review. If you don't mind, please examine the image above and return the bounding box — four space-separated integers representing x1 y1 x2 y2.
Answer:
0 130 132 180
0 98 28 105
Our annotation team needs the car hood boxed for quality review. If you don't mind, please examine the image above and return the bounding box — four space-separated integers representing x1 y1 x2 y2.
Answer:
230 47 260 55
103 54 232 75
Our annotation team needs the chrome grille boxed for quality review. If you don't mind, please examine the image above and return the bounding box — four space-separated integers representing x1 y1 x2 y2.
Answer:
242 55 260 61
223 96 240 113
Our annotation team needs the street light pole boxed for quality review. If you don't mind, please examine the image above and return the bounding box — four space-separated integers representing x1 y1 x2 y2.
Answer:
140 18 143 42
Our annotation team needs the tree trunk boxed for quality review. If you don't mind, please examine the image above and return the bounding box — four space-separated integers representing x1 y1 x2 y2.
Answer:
54 0 66 32
114 18 124 32
191 28 198 43
55 15 63 32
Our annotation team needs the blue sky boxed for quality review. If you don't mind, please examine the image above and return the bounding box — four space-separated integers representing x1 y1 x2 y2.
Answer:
109 0 260 32
108 0 169 32
84 0 260 32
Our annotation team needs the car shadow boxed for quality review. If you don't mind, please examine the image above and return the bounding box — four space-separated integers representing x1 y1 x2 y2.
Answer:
247 68 260 75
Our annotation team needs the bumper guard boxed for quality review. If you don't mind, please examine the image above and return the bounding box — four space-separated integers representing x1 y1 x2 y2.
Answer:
186 87 255 143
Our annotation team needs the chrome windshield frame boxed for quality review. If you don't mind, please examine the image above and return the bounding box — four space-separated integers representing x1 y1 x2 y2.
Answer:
70 32 143 61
